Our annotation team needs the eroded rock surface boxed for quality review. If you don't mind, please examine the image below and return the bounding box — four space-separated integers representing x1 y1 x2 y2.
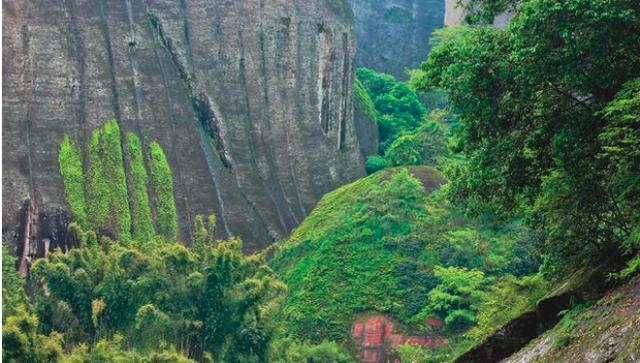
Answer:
350 0 445 78
3 0 366 253
456 266 624 363
502 274 640 363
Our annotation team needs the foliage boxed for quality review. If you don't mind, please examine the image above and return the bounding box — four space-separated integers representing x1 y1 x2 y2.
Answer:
193 214 218 254
58 135 88 228
357 68 426 152
457 0 520 24
598 78 640 258
396 344 428 363
126 133 155 243
149 141 178 241
86 127 110 234
417 0 640 275
465 274 549 342
271 167 541 347
357 67 453 173
365 155 388 174
28 223 285 362
385 133 423 166
419 266 487 330
270 338 355 363
384 113 451 170
101 120 132 240
85 121 132 240
354 77 377 122
2 243 26 318
2 305 63 363
60 122 176 244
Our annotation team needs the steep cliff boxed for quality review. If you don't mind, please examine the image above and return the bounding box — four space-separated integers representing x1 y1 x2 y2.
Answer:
2 0 365 255
445 0 514 27
445 0 466 25
350 0 445 78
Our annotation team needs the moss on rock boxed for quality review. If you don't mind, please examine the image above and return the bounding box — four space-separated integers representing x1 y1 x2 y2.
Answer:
148 141 178 241
59 135 88 228
126 133 154 242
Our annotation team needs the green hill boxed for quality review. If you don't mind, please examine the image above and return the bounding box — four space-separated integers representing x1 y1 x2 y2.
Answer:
270 166 542 357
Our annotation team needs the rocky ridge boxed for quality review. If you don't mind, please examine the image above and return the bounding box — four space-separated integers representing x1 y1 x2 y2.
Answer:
2 0 367 256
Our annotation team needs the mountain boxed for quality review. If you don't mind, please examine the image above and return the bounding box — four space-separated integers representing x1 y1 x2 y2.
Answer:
350 0 445 78
2 0 371 254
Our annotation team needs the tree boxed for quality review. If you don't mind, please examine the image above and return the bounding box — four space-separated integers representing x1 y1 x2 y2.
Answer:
357 68 427 152
421 266 487 330
385 134 424 166
2 244 25 317
418 0 640 274
2 306 63 363
365 155 388 174
29 221 284 362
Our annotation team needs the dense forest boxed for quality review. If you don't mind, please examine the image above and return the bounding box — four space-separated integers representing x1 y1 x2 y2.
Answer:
3 0 640 362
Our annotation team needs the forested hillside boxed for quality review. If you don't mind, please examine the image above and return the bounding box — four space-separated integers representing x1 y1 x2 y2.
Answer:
3 0 640 362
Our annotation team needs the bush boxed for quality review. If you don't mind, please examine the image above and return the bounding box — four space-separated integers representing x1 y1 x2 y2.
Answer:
365 155 388 174
385 133 424 166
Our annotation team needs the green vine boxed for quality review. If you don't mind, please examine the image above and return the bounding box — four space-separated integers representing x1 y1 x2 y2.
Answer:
126 133 154 242
148 141 178 240
86 127 109 232
58 135 88 228
60 121 177 243
101 120 132 240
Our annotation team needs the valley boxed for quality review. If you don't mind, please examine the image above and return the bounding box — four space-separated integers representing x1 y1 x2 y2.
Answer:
2 0 639 362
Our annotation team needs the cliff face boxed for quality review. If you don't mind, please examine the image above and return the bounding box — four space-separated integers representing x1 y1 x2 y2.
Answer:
2 0 365 254
444 0 466 26
445 0 514 27
501 274 640 363
455 266 640 363
350 0 444 78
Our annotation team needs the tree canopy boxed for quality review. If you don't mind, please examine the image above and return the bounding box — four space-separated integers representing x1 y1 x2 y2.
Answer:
417 0 640 275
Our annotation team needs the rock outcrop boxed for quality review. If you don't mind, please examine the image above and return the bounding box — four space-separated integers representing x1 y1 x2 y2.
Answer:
455 266 622 363
2 0 365 254
501 274 640 363
350 0 445 78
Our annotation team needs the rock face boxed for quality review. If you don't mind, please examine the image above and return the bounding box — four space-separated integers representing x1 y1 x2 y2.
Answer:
455 266 620 363
501 274 640 363
2 0 365 254
445 0 514 27
444 0 466 26
350 0 445 78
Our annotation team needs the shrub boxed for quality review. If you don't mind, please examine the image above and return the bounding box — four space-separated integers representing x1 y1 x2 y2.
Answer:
365 155 388 174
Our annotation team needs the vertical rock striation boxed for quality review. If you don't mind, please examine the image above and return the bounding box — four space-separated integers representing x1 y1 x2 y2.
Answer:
350 0 445 78
2 0 365 254
445 0 467 25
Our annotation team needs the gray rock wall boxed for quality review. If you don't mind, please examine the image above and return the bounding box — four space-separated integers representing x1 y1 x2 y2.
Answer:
350 0 445 78
2 0 365 253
